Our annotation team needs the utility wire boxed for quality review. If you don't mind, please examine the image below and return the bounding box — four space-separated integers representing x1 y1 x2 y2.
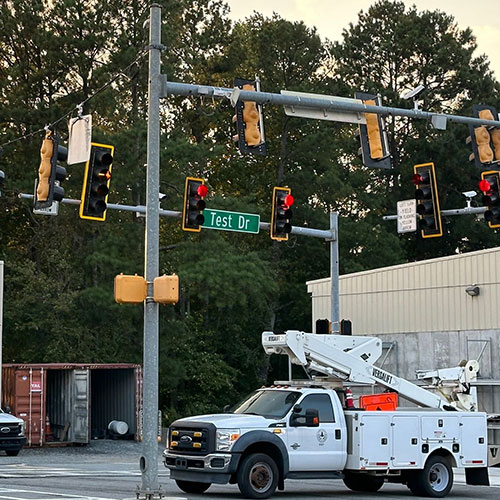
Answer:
0 47 148 152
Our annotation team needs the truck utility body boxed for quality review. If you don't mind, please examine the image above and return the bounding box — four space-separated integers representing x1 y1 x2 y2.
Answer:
164 331 490 499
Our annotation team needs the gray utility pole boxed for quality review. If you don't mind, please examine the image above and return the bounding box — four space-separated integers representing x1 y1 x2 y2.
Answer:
140 4 162 499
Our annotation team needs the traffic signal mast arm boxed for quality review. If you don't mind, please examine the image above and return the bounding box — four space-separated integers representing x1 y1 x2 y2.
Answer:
162 80 500 130
262 330 478 411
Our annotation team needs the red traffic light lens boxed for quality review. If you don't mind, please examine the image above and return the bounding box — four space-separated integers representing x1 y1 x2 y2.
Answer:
284 194 294 207
412 173 422 185
479 179 491 193
197 184 208 197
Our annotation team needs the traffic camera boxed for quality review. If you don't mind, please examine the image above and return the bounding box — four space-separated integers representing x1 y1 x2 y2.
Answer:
182 177 208 232
34 131 67 209
413 162 442 238
80 143 114 221
271 187 294 241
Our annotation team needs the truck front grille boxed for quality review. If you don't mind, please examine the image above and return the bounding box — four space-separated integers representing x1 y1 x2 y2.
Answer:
168 420 216 455
0 424 21 438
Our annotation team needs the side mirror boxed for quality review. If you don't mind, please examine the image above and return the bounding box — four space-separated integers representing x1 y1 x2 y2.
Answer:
223 404 231 413
305 408 319 427
290 407 319 427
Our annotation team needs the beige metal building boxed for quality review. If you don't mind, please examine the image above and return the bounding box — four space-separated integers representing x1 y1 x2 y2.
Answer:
306 247 500 417
307 246 500 335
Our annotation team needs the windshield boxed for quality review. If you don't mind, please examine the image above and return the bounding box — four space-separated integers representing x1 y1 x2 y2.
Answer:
231 390 301 419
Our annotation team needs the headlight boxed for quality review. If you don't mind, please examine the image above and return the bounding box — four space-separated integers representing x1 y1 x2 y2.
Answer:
19 421 25 436
216 428 240 451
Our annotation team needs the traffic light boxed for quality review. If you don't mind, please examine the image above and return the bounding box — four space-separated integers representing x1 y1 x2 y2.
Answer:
413 162 442 238
34 131 67 209
479 170 500 228
80 143 114 221
354 92 391 169
271 186 294 241
182 177 208 232
232 78 267 155
466 105 500 169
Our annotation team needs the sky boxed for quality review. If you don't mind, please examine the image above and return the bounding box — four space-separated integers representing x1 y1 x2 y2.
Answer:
225 0 500 77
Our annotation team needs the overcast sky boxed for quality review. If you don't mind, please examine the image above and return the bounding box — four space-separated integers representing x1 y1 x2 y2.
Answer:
225 0 500 77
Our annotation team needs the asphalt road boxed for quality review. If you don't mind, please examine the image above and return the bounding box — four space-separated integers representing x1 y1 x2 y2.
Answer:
0 440 498 500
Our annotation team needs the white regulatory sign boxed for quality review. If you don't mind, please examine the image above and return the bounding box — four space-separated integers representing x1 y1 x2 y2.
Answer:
397 199 417 233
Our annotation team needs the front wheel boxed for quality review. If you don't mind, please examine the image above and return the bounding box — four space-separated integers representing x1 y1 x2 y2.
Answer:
237 453 279 499
175 480 211 494
343 471 384 492
407 455 453 498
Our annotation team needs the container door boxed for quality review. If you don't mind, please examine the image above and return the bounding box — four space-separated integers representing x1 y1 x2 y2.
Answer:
71 369 89 443
14 368 46 446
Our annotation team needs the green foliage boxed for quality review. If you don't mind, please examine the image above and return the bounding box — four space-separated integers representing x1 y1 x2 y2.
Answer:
1 0 499 420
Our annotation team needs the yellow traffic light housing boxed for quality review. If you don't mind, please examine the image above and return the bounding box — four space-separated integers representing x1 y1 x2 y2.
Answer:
467 105 500 169
34 130 68 209
271 186 294 241
114 274 147 304
182 177 207 232
232 78 267 155
479 170 500 228
80 143 114 221
413 162 442 238
355 92 391 169
153 275 179 304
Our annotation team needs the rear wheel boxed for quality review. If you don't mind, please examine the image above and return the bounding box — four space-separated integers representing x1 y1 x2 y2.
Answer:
5 450 20 457
237 453 279 499
343 471 384 492
175 480 211 494
407 455 453 498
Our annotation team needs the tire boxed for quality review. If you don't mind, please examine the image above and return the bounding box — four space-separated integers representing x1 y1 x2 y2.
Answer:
175 480 211 494
237 453 279 499
343 471 384 492
408 455 453 498
5 450 20 457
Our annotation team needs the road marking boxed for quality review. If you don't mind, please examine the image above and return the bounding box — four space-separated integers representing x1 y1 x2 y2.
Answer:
0 487 114 500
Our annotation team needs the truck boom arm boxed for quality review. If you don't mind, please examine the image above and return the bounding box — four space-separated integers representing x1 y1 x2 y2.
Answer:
262 330 449 410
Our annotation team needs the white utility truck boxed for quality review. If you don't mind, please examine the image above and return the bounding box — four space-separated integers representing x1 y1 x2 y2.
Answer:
163 331 490 499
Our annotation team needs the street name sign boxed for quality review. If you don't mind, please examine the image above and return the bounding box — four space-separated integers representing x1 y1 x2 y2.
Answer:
202 208 260 234
397 199 417 233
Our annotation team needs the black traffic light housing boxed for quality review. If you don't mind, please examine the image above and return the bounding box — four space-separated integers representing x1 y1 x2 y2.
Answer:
271 186 294 241
466 105 500 170
80 143 114 221
479 170 500 228
354 92 391 169
232 78 267 156
182 177 207 232
34 131 67 209
413 162 442 238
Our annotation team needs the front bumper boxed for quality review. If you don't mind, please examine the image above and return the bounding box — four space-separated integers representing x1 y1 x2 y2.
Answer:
0 436 26 451
163 450 239 484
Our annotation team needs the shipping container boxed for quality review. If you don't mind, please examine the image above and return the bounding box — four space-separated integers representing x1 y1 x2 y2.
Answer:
1 363 142 446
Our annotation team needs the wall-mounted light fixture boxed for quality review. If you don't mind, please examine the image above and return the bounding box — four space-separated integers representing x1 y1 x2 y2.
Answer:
465 285 480 297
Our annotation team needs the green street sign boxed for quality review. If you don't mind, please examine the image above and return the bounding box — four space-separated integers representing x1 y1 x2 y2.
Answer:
202 208 260 234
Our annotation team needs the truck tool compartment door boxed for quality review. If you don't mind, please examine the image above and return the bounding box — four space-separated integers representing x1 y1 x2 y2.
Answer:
391 415 420 468
287 393 346 471
460 415 487 467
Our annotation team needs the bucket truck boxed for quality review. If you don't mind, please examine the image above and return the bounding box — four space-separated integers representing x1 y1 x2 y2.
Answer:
163 330 489 499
